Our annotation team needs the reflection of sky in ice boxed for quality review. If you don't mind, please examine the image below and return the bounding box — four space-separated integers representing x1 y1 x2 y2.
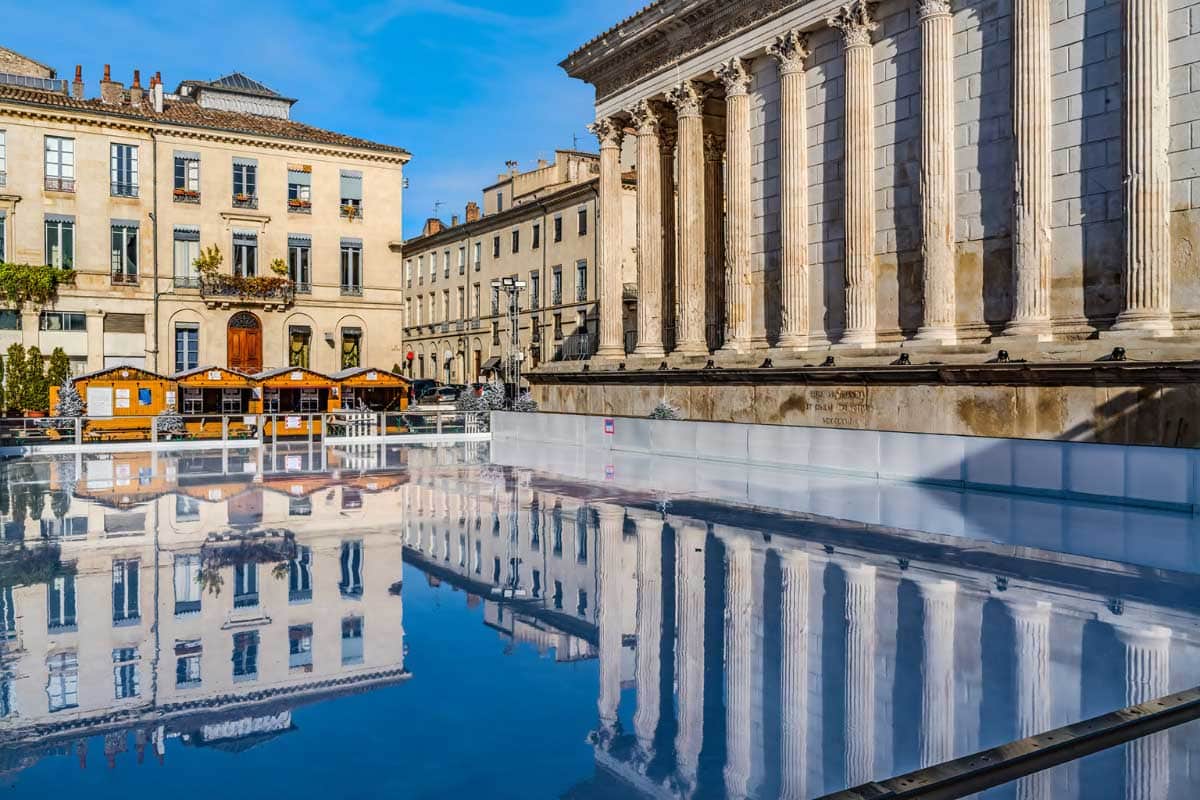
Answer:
0 440 1196 799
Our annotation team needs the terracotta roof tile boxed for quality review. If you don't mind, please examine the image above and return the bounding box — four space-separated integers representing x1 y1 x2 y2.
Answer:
0 85 408 157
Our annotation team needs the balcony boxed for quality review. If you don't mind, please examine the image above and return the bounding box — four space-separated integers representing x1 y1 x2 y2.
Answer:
340 285 363 297
200 274 294 309
110 271 139 286
174 276 201 289
0 170 7 187
232 193 258 209
470 317 481 330
554 331 596 362
294 281 312 295
45 176 75 192
288 199 312 214
173 188 201 204
551 291 562 306
576 286 588 302
111 181 138 198
439 322 450 333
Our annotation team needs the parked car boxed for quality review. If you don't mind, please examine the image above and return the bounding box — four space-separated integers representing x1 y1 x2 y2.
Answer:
408 379 437 404
418 386 460 405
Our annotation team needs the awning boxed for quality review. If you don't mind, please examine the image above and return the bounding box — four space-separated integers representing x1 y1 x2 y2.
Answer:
481 357 502 372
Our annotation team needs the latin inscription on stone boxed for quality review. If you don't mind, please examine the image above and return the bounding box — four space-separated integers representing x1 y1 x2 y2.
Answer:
810 388 869 427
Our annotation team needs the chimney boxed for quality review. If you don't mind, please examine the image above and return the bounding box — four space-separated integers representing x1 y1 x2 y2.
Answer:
465 201 481 223
422 218 445 237
450 214 460 227
72 65 84 100
151 75 164 113
129 70 143 105
99 64 124 106
537 159 549 170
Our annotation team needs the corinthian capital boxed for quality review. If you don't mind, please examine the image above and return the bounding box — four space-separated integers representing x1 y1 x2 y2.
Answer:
917 0 953 19
703 132 726 162
829 0 878 47
668 80 708 119
629 99 666 136
768 30 812 75
716 57 752 97
589 117 625 150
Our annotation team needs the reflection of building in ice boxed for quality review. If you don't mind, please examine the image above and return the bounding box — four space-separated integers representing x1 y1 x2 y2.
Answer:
0 454 409 773
557 505 1200 800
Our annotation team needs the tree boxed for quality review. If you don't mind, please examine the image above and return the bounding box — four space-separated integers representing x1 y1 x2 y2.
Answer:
46 347 70 390
649 399 682 420
23 346 47 413
54 376 84 418
4 343 25 413
155 405 185 437
193 245 224 278
0 348 6 412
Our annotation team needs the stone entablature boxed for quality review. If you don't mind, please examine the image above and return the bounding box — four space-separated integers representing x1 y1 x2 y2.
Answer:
562 0 1200 364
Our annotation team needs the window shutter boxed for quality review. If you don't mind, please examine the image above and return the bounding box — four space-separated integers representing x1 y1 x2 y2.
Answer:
339 170 362 200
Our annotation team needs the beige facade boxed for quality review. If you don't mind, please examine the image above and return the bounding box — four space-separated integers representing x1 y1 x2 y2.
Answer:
400 150 635 383
0 47 408 383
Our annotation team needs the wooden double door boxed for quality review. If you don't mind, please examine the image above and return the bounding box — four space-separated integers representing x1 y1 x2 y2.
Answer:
227 312 263 374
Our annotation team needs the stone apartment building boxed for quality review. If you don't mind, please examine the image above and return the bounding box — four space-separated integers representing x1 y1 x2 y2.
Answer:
400 151 635 383
0 46 408 381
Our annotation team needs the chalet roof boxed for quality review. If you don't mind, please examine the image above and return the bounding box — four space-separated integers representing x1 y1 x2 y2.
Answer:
171 365 255 381
330 366 408 382
74 364 168 382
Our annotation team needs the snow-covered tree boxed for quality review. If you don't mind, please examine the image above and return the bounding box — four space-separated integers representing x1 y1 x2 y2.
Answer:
155 405 185 437
649 399 682 420
512 390 538 413
53 376 84 418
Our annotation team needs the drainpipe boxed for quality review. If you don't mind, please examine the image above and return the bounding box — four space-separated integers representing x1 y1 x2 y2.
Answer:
149 130 161 373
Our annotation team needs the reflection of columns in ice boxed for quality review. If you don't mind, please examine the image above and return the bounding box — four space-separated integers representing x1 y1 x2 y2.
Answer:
1115 625 1171 800
596 506 626 734
673 519 708 785
917 579 957 767
844 563 877 786
723 534 754 798
1009 600 1051 800
779 549 810 800
632 514 664 756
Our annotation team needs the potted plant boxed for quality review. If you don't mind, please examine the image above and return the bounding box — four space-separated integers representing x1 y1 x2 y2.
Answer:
269 258 290 278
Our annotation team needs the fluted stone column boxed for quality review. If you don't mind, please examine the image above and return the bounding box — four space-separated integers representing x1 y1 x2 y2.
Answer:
596 506 626 739
673 518 708 786
632 100 667 358
668 81 710 356
632 513 664 756
661 128 679 352
718 57 753 353
1010 600 1052 800
704 133 726 352
915 0 958 344
723 535 754 799
1115 624 1171 800
844 562 877 785
1005 0 1053 339
769 30 812 349
830 1 879 347
779 550 810 800
918 579 957 767
590 118 627 358
1113 0 1172 334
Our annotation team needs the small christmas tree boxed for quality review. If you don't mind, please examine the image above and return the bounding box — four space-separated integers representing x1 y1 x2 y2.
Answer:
649 399 682 420
46 348 71 391
23 346 47 413
54 376 84 418
512 390 538 413
155 405 185 438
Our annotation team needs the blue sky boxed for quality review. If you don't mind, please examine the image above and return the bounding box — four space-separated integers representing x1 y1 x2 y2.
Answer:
2 0 647 238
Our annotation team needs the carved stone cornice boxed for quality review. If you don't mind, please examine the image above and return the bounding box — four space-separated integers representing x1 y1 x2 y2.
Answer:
589 117 626 149
829 0 879 48
716 57 752 97
917 0 953 19
563 0 802 103
668 81 709 119
768 30 812 75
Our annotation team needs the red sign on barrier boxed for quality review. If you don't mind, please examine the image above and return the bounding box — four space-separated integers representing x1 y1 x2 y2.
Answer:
603 418 615 435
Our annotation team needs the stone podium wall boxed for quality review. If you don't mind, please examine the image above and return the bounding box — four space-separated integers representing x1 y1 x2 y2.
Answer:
526 365 1200 447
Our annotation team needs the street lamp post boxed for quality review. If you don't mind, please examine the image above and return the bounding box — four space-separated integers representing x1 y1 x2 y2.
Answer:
491 276 526 408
